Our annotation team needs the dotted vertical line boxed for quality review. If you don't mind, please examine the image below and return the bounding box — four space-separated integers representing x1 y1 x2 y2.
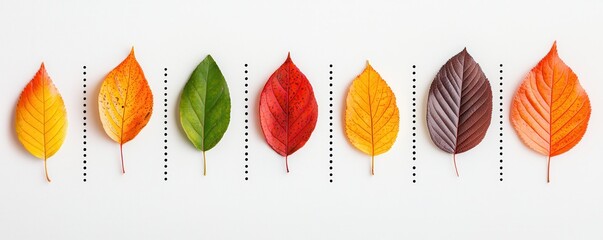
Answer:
163 68 168 181
412 65 417 184
329 64 334 183
82 66 87 182
499 64 504 182
244 64 249 181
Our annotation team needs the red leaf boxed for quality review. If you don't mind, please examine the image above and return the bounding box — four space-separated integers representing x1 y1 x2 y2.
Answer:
259 53 318 173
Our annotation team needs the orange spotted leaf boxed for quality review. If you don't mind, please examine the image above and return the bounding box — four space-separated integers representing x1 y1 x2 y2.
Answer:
510 42 591 182
98 48 153 174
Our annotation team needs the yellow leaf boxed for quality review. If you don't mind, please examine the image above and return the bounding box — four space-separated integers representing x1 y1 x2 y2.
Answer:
98 48 153 173
15 63 67 182
345 62 399 175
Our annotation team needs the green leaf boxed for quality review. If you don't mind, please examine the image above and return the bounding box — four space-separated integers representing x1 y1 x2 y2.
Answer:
179 55 231 175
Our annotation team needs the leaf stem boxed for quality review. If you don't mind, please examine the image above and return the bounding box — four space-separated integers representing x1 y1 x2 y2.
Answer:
453 154 459 177
371 155 375 176
44 158 51 182
547 155 551 183
120 144 125 174
203 151 207 176
285 155 289 173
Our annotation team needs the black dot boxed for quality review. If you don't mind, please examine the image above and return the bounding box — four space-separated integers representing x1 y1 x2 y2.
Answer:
499 64 503 67
413 180 416 183
244 64 248 67
412 65 416 68
83 66 87 69
245 177 248 180
329 64 333 68
164 178 168 181
83 179 87 182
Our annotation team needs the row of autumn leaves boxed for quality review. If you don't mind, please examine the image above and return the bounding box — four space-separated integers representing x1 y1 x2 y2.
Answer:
15 42 591 183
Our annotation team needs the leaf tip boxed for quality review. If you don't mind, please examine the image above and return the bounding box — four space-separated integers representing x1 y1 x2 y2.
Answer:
129 46 136 58
548 41 558 56
286 52 291 61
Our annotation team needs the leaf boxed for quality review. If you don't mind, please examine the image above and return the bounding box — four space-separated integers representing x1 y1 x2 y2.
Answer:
344 62 399 175
179 55 231 176
259 53 318 173
98 48 153 174
510 42 591 182
426 48 493 176
15 63 67 182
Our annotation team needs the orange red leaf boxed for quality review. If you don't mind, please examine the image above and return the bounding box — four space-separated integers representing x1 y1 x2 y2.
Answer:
510 42 591 182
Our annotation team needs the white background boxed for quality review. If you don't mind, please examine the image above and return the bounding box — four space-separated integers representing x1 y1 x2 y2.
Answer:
0 0 602 239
